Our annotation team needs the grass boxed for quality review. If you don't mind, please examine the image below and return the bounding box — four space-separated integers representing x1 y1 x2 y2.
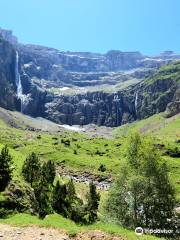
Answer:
113 113 180 140
144 61 180 85
0 111 179 199
0 110 179 239
113 113 180 200
0 118 124 177
0 213 164 240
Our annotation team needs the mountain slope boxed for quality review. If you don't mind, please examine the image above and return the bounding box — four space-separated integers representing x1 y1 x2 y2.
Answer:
0 107 179 199
0 107 178 239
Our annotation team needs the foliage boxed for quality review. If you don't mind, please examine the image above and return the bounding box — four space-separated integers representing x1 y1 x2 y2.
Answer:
34 160 56 218
22 152 41 187
1 180 38 214
22 155 56 218
86 182 100 223
98 164 106 172
105 133 176 237
34 178 53 219
0 108 179 237
52 180 69 217
52 179 97 224
41 160 56 185
0 145 13 191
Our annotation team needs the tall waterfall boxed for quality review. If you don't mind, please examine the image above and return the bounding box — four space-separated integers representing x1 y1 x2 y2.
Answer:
15 51 30 113
134 92 138 113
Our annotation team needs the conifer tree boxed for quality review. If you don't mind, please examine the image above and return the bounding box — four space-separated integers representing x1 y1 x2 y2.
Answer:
87 182 100 223
52 180 69 217
67 178 76 204
22 152 41 187
34 177 53 218
0 145 13 191
41 160 56 185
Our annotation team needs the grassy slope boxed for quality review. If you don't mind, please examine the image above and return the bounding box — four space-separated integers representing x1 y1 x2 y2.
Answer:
145 61 180 85
0 117 123 178
0 111 179 239
113 113 180 200
0 111 179 197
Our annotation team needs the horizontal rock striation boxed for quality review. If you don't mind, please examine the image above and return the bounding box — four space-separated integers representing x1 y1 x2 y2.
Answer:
0 28 179 127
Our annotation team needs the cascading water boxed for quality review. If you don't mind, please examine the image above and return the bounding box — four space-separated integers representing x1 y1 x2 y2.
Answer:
134 92 138 113
15 51 30 113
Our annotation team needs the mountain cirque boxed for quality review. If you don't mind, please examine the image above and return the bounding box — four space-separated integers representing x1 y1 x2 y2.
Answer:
0 28 180 127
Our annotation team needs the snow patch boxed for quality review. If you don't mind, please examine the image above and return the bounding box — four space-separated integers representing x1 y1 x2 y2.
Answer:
59 124 85 132
59 87 70 91
24 63 32 68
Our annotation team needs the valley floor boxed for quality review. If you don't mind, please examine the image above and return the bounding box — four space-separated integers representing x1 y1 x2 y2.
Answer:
0 108 179 240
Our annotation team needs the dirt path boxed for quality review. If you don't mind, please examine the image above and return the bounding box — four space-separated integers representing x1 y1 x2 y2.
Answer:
0 224 125 240
0 224 67 240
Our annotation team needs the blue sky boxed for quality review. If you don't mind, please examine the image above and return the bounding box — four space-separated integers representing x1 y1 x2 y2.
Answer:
0 0 180 55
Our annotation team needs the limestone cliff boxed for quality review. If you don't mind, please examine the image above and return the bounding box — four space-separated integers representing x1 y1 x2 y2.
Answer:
0 36 17 110
0 28 179 127
44 62 180 127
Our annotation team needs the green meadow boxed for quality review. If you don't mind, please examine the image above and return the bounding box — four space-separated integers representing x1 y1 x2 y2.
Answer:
0 111 179 239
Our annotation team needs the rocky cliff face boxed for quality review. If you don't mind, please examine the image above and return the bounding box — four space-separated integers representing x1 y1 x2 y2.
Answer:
19 45 180 88
0 36 17 110
0 28 18 45
45 62 180 127
45 91 136 126
0 32 48 116
0 28 179 127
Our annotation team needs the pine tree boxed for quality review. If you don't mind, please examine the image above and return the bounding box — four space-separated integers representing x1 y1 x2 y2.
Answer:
87 182 100 223
52 180 69 217
52 179 86 222
34 178 53 218
22 152 41 187
66 178 83 219
34 160 55 219
67 178 76 204
41 160 56 185
0 145 13 191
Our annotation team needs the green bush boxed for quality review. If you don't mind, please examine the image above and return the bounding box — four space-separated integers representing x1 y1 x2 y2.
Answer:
98 164 106 172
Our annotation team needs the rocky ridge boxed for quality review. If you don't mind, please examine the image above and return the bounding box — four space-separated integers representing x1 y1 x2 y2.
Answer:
0 28 180 127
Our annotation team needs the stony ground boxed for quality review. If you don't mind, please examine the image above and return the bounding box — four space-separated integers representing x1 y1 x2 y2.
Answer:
0 224 125 240
0 224 67 240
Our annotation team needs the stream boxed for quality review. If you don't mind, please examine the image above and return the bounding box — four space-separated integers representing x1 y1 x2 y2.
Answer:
60 173 111 191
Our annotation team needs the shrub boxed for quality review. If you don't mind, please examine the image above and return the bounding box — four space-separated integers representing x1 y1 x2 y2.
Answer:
98 164 106 172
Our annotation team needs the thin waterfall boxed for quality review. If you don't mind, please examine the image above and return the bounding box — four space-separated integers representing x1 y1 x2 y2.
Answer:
134 92 138 113
15 51 30 113
15 51 23 99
